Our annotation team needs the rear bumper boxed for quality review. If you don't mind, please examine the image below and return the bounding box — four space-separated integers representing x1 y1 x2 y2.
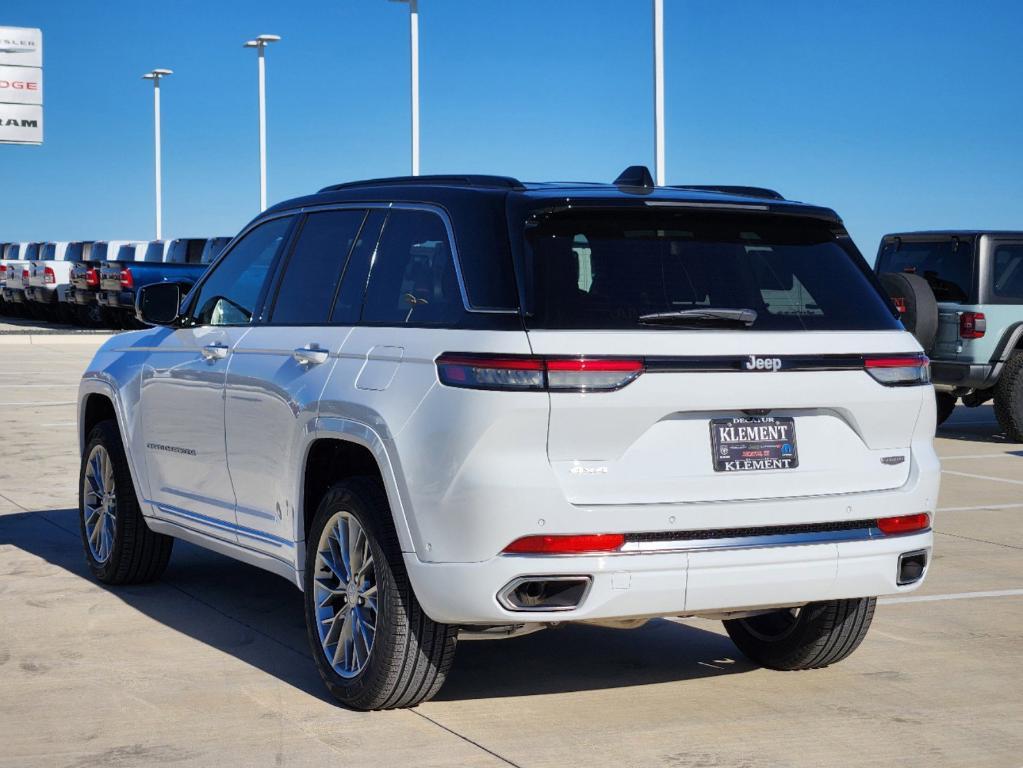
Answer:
931 361 998 391
25 286 57 304
405 530 933 624
70 287 96 305
1 287 25 303
97 289 134 308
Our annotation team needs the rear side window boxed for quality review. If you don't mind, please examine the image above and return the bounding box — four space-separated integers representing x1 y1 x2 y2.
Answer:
525 210 900 332
271 210 366 325
361 210 464 326
190 217 292 326
992 244 1023 301
876 239 974 303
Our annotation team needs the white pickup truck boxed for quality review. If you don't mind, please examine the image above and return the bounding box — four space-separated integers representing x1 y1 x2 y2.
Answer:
25 242 78 322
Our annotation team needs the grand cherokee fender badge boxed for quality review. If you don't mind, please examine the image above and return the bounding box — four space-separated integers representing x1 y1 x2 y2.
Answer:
570 466 608 475
147 442 197 457
881 455 906 466
745 355 782 371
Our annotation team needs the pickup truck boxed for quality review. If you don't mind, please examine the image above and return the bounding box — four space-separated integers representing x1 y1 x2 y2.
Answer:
69 241 136 326
98 237 230 326
25 242 77 322
877 231 1023 440
1 242 41 316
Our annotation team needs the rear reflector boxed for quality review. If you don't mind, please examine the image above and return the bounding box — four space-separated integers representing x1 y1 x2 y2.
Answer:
437 353 644 392
864 354 930 386
503 533 626 554
959 311 986 340
877 513 930 535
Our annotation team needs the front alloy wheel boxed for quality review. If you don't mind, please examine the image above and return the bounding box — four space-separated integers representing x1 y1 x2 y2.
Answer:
313 510 379 678
82 444 118 564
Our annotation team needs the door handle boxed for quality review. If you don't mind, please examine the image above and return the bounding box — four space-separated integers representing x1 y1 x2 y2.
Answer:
293 346 330 366
201 343 229 361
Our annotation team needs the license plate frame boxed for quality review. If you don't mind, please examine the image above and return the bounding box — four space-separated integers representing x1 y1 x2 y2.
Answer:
710 416 798 472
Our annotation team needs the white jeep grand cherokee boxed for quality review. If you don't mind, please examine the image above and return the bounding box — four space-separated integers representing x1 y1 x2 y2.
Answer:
77 169 939 710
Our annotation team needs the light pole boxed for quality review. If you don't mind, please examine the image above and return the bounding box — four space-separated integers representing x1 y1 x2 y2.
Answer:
244 34 281 211
388 0 420 175
142 69 173 239
653 0 665 186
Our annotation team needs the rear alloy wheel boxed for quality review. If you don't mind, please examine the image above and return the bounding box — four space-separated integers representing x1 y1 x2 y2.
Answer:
304 478 457 710
935 392 957 427
724 597 876 670
79 419 173 584
994 352 1023 443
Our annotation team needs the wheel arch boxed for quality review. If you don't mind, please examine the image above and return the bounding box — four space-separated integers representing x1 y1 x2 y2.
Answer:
298 418 417 556
992 321 1023 362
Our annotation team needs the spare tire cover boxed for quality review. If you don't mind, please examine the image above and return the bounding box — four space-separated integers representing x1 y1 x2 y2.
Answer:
878 272 938 353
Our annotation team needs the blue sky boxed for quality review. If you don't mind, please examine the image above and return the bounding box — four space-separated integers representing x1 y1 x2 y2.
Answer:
3 0 1022 260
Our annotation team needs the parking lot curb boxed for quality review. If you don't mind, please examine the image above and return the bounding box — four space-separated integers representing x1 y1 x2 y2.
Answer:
0 333 114 345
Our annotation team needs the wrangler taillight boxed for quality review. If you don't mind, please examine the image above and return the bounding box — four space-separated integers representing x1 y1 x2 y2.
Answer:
44 266 55 284
959 311 986 340
436 354 644 392
120 268 134 289
864 354 930 387
85 267 99 287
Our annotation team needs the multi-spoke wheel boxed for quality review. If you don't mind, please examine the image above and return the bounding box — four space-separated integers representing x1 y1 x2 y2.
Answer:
724 598 877 670
303 477 457 710
83 444 117 564
79 418 173 584
314 510 379 678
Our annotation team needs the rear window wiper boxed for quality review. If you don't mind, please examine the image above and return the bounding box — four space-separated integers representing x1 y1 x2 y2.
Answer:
637 308 758 328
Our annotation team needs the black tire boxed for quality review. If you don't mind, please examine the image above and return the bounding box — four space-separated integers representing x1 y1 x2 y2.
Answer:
935 391 957 426
303 478 457 710
79 419 173 584
724 597 876 670
993 352 1023 442
878 272 939 353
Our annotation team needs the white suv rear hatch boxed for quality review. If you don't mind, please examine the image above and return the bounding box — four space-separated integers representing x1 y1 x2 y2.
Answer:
522 207 928 511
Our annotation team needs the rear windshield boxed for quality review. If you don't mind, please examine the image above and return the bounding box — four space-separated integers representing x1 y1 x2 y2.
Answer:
524 210 900 331
875 239 974 303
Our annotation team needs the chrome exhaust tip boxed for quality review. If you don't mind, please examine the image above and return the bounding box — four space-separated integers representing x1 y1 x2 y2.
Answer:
897 549 928 586
497 576 592 612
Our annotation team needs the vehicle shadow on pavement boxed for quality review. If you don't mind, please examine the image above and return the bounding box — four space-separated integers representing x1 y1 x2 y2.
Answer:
1 507 753 703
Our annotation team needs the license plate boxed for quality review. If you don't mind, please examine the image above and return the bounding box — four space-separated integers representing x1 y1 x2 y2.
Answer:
710 416 798 472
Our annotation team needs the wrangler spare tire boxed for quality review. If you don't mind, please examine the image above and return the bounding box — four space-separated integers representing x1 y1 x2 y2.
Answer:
878 272 938 353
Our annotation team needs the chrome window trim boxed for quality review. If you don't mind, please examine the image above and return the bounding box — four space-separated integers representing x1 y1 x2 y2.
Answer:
241 201 518 316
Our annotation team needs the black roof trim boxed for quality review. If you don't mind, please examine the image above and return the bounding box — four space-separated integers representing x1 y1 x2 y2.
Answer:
319 174 525 193
672 185 785 201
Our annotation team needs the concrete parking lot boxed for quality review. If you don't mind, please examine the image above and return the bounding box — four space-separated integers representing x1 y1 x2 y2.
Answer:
0 331 1021 768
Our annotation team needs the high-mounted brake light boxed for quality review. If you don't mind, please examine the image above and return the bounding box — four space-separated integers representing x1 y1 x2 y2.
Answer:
503 533 626 554
959 311 986 340
85 267 99 287
44 266 55 284
120 268 134 289
864 354 930 387
877 513 930 535
436 353 644 392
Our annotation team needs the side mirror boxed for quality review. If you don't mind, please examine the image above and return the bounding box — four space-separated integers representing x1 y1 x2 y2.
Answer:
136 282 182 326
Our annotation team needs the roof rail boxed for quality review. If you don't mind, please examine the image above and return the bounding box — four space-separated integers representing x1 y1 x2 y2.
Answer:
672 185 785 201
319 174 525 193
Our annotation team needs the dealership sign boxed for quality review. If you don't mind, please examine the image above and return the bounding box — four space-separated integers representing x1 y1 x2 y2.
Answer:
0 26 42 144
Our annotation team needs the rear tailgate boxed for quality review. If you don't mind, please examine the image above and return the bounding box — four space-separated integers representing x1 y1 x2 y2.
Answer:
520 205 927 524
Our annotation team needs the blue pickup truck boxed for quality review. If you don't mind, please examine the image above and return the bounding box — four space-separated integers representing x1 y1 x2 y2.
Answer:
97 237 230 327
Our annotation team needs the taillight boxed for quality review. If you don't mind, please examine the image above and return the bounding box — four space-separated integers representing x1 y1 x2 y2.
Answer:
120 268 134 289
892 297 907 314
44 267 55 284
436 353 644 392
85 267 99 287
864 354 930 386
503 533 626 554
21 268 30 286
959 311 986 340
877 513 930 535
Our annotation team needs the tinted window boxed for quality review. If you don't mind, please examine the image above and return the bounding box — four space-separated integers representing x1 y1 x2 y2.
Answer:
992 244 1023 301
525 210 900 332
331 210 386 324
362 210 464 326
190 218 292 326
271 210 366 325
876 239 974 303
